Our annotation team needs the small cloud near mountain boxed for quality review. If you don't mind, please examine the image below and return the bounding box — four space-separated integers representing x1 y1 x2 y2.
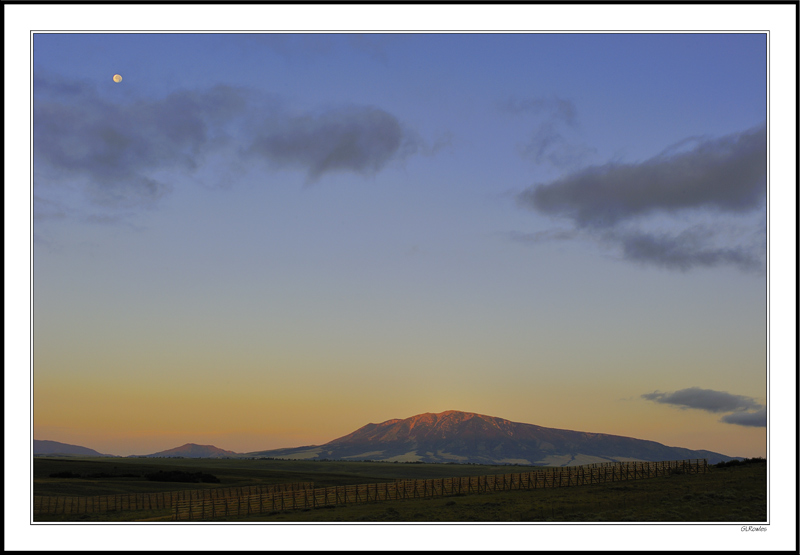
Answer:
642 387 766 428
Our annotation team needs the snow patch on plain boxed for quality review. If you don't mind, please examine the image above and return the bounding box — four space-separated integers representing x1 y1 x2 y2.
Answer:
382 451 422 462
341 450 385 459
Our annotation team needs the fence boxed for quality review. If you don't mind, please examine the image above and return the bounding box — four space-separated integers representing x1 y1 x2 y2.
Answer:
33 481 314 516
172 458 707 521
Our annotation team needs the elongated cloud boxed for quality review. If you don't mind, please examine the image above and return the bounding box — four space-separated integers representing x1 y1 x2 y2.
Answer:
642 387 762 413
247 107 411 181
519 124 766 228
34 76 247 207
34 74 419 210
720 408 767 428
609 225 765 273
642 387 766 428
515 123 767 272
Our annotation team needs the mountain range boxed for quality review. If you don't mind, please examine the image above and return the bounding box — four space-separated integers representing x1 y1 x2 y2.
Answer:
35 411 738 465
143 443 238 458
245 410 736 465
33 439 114 457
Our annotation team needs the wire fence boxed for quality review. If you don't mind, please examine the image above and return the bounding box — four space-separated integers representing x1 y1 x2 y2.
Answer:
170 458 707 520
33 481 313 516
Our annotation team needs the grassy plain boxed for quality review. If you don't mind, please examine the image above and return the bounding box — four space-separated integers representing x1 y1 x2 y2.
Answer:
33 457 766 522
33 456 517 497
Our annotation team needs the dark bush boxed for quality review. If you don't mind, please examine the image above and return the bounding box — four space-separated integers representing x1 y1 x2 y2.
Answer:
145 470 220 483
715 457 766 469
49 471 81 478
86 472 141 478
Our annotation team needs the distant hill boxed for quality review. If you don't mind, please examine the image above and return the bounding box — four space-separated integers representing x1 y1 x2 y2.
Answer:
34 439 113 457
144 443 238 458
247 410 737 466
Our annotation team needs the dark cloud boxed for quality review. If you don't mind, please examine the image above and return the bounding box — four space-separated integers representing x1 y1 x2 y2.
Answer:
34 75 422 216
642 387 766 428
642 387 762 413
247 107 418 181
720 408 767 428
518 124 766 228
610 226 765 273
34 77 248 208
514 123 766 273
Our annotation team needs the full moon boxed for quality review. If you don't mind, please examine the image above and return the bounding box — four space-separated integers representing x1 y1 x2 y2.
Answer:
113 74 122 83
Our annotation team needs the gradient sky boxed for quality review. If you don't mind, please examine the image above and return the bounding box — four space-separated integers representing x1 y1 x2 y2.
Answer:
32 31 770 459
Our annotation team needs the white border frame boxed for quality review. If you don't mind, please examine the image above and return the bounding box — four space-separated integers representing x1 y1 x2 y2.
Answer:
6 4 796 551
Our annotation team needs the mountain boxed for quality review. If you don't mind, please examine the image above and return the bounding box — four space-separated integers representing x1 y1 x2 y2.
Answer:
144 443 238 458
247 410 736 466
34 439 114 457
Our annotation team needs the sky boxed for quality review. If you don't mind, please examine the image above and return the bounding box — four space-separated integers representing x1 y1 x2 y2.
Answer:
30 31 771 460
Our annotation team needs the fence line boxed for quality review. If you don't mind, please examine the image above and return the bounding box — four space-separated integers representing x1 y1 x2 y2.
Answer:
33 481 314 516
171 459 707 521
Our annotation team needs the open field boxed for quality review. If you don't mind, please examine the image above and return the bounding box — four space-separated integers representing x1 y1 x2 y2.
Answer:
33 456 521 497
244 462 766 523
33 457 766 522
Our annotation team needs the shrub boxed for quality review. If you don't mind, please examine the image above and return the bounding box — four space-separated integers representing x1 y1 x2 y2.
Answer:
715 457 766 469
145 470 220 483
86 472 141 478
49 471 81 478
